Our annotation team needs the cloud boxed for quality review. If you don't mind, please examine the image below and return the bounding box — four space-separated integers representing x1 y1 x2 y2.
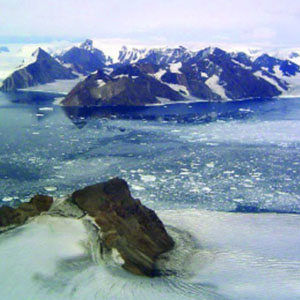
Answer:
0 0 299 46
249 28 277 41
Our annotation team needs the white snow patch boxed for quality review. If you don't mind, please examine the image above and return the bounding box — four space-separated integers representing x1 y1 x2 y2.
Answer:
62 63 73 69
97 79 106 87
206 162 215 168
103 68 113 75
202 187 212 193
39 107 53 111
2 197 13 202
111 248 125 265
169 62 182 74
273 65 283 78
151 96 210 106
205 75 227 99
44 186 57 192
131 185 145 191
232 59 251 69
113 74 129 79
140 174 156 182
20 77 84 94
152 69 167 80
163 82 190 96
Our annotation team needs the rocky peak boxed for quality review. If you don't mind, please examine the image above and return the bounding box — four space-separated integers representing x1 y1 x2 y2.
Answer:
72 178 175 276
0 47 77 91
33 47 52 60
118 46 194 65
253 54 280 70
58 40 109 74
80 39 94 51
118 46 147 64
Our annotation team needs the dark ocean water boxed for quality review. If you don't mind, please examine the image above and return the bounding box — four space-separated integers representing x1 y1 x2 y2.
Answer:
0 91 300 213
1 91 300 300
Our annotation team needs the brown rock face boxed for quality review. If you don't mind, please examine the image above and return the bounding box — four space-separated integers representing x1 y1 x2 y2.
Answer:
72 177 175 276
0 195 53 227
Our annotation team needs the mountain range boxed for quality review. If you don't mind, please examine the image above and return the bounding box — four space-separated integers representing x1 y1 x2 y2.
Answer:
1 39 300 106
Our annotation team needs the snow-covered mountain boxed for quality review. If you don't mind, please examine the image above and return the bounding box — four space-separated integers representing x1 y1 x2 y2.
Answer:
117 45 195 65
110 45 300 101
0 48 77 91
2 39 300 102
56 39 113 75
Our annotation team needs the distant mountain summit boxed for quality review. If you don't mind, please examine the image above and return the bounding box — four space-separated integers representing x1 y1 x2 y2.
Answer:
1 39 300 104
64 46 295 106
253 53 300 77
0 48 77 92
173 47 283 100
80 39 94 51
57 39 112 74
117 45 194 65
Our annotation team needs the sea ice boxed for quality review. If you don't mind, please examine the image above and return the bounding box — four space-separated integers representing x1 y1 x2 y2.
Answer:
44 186 57 192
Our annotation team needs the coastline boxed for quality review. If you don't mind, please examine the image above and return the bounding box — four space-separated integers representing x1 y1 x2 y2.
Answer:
8 86 300 108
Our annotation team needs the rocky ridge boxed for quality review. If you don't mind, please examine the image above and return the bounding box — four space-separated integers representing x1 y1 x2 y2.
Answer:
2 40 300 103
62 65 184 106
57 39 112 75
63 47 291 106
0 48 77 91
0 178 175 277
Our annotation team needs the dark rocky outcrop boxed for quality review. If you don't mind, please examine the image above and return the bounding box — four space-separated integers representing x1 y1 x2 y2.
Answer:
0 48 77 91
72 178 175 276
62 65 184 106
0 178 174 277
0 195 53 227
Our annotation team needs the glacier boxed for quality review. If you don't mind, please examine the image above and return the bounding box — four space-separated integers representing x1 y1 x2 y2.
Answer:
0 210 299 300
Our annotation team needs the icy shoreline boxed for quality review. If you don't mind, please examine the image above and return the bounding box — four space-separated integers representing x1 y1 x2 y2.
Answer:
1 208 300 300
15 88 300 108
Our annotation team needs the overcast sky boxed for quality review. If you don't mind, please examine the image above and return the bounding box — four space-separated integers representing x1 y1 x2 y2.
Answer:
1 0 299 47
